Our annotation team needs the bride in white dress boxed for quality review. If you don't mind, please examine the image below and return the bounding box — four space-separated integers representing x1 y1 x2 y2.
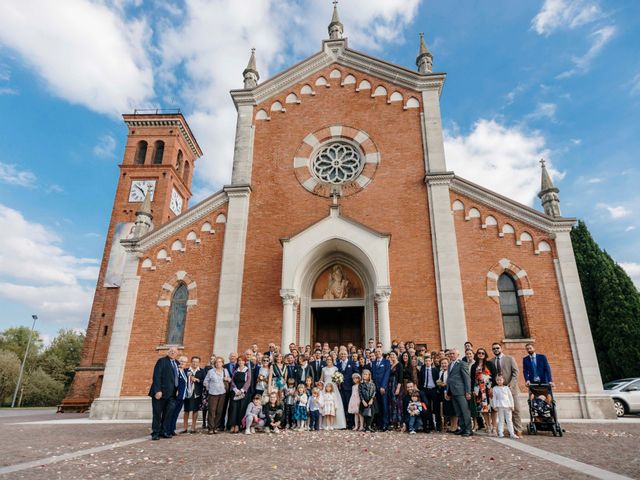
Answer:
321 357 347 429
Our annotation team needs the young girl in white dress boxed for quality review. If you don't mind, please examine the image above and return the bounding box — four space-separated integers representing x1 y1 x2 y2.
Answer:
348 372 364 431
322 383 336 430
320 357 347 429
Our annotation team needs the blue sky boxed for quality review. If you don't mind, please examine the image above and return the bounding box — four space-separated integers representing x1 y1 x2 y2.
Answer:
0 0 639 342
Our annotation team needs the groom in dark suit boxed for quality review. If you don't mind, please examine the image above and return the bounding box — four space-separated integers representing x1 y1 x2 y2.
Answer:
148 346 179 440
371 347 391 431
337 350 359 429
310 349 325 383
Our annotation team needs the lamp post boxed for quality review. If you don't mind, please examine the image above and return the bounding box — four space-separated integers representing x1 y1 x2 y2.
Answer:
11 314 38 408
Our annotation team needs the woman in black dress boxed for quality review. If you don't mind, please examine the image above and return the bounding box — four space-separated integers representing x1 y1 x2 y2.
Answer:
227 354 252 433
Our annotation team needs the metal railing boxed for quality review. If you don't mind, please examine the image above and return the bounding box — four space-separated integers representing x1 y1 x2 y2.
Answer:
132 108 181 115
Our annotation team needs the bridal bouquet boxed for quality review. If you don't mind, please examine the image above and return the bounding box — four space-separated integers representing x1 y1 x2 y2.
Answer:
332 371 344 385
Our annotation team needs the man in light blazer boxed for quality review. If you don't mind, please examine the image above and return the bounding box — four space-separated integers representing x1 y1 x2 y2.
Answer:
489 342 522 436
445 348 472 436
523 343 553 385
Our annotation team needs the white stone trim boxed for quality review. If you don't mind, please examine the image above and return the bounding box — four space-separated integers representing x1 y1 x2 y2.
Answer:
281 207 390 349
157 299 170 307
487 271 499 280
517 289 534 296
329 125 342 137
162 283 174 292
230 39 445 107
187 281 197 290
450 176 575 234
124 117 202 158
303 133 319 147
176 271 186 280
303 177 319 191
553 232 609 408
186 299 198 306
365 152 380 164
293 157 307 168
212 186 251 358
487 290 500 297
353 131 369 144
96 252 141 409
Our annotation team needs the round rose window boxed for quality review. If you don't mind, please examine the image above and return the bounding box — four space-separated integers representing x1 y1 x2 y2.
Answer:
311 143 363 185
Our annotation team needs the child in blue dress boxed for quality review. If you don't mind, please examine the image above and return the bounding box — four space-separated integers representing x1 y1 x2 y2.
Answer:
293 384 308 431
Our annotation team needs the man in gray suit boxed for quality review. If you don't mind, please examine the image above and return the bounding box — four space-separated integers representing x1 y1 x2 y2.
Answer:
489 342 522 436
445 348 472 436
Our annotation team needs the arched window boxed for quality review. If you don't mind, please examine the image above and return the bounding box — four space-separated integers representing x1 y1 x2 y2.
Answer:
152 140 165 165
183 161 190 183
176 150 183 173
134 141 147 165
167 283 188 344
498 274 526 338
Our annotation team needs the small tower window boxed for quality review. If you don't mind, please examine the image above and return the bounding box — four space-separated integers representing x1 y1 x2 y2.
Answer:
183 161 190 183
167 283 188 344
134 141 147 165
176 150 183 173
152 140 165 165
498 274 526 339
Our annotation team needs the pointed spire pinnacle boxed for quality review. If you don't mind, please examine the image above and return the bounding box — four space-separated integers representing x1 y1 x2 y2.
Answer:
242 48 259 89
133 189 153 238
538 159 561 217
138 188 152 216
416 32 433 74
328 1 344 40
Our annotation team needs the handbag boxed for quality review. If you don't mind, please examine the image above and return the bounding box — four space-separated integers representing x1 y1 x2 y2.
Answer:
362 405 372 418
233 390 245 401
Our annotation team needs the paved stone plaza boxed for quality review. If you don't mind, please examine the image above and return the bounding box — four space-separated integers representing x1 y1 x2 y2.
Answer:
0 410 638 479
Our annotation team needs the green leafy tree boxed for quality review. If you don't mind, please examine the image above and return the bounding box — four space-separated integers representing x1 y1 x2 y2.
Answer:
571 221 640 382
21 368 65 407
40 329 85 389
0 350 21 405
0 326 43 371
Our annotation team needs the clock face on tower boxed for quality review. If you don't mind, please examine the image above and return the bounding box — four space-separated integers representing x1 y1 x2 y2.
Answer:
128 180 156 202
170 188 183 215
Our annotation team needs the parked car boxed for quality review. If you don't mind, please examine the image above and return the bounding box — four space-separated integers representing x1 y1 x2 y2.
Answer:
604 378 640 417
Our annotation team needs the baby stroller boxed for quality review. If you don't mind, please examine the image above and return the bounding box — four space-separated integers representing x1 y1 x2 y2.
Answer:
526 383 563 437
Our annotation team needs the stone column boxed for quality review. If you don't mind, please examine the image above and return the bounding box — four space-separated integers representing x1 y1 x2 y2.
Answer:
213 185 251 358
91 249 141 419
554 230 615 418
230 105 255 185
375 288 391 351
421 87 468 350
280 289 297 353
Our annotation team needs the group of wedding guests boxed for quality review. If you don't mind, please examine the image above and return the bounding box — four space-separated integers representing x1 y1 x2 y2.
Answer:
148 339 553 440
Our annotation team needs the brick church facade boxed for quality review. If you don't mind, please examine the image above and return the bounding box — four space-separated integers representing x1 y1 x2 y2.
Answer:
62 7 613 419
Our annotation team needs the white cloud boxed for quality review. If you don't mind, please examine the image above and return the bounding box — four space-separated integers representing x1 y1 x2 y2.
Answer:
93 134 117 158
0 162 36 187
557 25 616 79
0 204 98 327
444 119 558 207
587 177 603 184
0 86 18 95
0 0 154 116
531 0 604 35
526 102 557 121
156 0 422 190
626 226 636 232
597 203 631 219
620 262 640 289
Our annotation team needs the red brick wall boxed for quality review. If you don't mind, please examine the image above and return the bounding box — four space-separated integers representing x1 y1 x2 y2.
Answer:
237 64 440 351
120 209 227 396
451 191 579 393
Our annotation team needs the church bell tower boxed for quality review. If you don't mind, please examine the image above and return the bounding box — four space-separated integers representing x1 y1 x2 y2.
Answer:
60 110 202 412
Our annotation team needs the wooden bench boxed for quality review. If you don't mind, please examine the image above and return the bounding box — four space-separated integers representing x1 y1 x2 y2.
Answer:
57 400 91 413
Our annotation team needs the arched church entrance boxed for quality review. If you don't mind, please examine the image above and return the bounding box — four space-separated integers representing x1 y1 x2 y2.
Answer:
310 263 366 347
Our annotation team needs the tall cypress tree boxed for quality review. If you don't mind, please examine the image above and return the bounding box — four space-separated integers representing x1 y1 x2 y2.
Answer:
571 221 640 381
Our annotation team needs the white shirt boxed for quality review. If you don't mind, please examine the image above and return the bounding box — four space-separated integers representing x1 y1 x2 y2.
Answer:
491 386 514 409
